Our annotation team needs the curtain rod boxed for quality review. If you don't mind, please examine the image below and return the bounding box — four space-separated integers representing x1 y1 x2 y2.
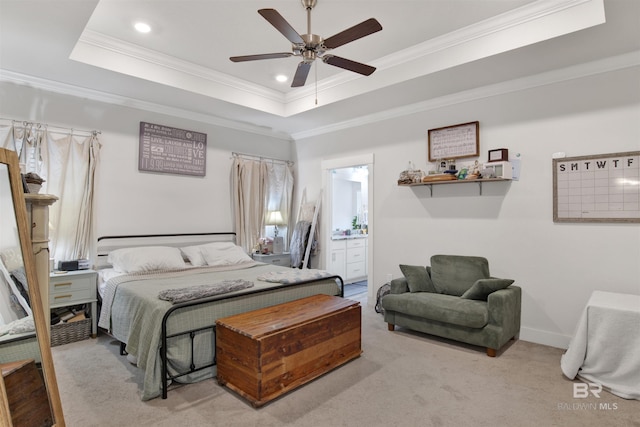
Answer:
0 117 101 136
232 151 293 165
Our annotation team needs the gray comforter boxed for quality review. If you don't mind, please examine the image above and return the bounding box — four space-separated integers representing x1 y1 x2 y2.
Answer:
98 262 340 400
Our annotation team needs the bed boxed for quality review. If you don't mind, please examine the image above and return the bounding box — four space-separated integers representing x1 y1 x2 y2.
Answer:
96 233 344 401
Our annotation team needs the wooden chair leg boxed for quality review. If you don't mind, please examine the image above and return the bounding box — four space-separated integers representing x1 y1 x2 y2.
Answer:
387 323 395 331
486 348 497 357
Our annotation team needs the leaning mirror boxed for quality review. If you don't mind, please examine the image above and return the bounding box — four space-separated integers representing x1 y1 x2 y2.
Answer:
0 148 64 426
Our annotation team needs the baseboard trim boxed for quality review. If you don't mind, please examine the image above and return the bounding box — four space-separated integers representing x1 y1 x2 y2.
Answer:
519 327 571 350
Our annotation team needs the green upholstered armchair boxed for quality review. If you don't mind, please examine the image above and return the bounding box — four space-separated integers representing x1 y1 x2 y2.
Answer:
381 255 521 356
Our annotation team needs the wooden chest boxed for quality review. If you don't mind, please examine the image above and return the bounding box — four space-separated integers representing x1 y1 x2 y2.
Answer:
215 294 362 407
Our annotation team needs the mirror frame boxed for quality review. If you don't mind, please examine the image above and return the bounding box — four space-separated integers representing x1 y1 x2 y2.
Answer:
0 148 65 426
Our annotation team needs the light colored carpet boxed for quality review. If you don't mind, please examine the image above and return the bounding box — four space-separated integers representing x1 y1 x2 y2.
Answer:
51 294 638 427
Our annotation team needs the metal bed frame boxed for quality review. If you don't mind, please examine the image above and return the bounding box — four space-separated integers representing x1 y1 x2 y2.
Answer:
96 232 344 399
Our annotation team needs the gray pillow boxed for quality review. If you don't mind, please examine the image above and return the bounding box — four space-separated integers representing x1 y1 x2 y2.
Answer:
460 278 514 301
399 264 437 293
430 255 490 296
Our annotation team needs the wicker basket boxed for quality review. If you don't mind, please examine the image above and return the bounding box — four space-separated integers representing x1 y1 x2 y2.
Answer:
50 318 91 347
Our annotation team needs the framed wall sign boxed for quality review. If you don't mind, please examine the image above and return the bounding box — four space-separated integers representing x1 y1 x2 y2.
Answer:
428 121 479 162
139 122 207 176
553 151 640 223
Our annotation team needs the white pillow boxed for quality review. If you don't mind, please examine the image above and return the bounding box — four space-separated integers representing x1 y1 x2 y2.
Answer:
200 244 253 267
108 246 185 273
180 242 236 267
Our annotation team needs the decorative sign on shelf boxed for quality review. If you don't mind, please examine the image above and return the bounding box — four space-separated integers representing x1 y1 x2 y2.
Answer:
138 122 207 176
428 121 479 162
553 151 639 223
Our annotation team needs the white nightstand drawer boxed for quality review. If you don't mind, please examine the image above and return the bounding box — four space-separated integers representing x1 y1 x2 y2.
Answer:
50 275 94 293
49 271 97 306
50 289 92 305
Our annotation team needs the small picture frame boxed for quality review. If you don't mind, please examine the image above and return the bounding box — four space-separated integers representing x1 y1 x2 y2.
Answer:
488 148 508 162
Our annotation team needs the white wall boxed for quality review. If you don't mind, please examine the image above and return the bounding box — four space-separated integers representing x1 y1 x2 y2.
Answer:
294 66 640 349
0 82 292 238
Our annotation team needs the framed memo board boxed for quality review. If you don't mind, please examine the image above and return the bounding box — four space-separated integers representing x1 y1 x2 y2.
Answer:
428 121 479 162
553 151 640 223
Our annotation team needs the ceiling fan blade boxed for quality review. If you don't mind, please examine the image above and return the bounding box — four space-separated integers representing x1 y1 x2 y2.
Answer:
230 53 293 62
323 18 382 49
323 55 376 76
291 62 312 87
258 9 305 45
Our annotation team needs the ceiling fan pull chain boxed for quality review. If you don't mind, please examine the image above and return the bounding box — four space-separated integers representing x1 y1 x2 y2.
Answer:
315 61 318 105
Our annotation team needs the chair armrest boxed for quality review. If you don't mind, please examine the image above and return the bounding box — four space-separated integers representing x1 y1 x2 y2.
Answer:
390 278 409 294
487 286 521 332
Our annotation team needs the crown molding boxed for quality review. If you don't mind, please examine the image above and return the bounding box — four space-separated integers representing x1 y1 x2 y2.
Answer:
285 0 602 104
0 70 292 140
3 50 636 142
290 50 640 140
69 0 605 118
77 30 286 104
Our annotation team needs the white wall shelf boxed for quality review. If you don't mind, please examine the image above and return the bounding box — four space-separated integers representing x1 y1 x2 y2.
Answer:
398 178 511 196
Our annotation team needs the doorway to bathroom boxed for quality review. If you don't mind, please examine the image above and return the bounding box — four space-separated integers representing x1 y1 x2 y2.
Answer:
322 154 374 300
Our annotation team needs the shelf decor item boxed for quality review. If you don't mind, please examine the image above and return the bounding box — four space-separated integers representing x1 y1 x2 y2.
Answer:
428 121 479 162
488 148 509 162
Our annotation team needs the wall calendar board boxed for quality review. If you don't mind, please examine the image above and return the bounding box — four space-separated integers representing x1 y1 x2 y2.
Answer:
428 121 479 162
553 151 640 223
139 122 207 176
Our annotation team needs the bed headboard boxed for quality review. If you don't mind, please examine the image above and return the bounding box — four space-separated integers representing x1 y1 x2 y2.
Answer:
95 232 236 269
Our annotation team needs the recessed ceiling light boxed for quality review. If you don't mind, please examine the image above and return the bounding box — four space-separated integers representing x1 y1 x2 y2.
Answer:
275 74 288 83
134 22 151 33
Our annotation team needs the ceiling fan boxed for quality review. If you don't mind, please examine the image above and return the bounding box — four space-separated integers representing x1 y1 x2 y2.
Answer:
230 0 382 87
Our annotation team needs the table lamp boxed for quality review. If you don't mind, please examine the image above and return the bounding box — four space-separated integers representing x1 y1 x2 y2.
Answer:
266 210 285 254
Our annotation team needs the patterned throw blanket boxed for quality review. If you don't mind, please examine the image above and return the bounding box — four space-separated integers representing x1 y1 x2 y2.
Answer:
257 269 333 284
157 279 254 304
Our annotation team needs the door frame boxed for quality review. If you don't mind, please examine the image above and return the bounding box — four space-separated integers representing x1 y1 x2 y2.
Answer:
321 153 374 301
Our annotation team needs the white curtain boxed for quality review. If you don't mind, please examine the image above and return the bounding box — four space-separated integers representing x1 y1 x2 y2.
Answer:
231 156 294 252
265 161 294 246
0 122 100 262
232 157 267 251
41 132 100 261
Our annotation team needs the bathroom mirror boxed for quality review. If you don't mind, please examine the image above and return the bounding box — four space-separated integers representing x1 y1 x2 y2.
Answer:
0 148 64 426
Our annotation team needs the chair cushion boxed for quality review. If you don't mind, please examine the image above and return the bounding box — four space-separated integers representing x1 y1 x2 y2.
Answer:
381 293 488 329
399 264 437 293
430 255 490 296
461 278 515 301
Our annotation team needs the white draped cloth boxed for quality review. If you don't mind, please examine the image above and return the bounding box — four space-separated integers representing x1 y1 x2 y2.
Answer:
561 291 640 399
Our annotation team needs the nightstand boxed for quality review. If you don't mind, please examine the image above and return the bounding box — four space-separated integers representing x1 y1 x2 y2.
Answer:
251 252 291 267
49 270 98 338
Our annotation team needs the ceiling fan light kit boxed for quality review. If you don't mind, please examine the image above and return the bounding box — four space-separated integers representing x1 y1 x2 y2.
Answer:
230 0 382 87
